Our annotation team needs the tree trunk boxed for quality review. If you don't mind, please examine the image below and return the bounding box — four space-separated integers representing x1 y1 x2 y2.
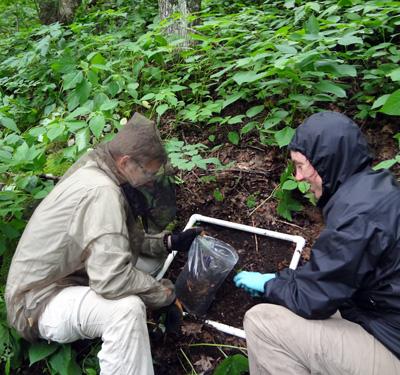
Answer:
158 0 201 48
38 0 81 25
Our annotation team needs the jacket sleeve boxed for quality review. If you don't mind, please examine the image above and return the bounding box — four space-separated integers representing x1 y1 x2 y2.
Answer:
69 186 175 309
85 234 174 309
264 213 384 319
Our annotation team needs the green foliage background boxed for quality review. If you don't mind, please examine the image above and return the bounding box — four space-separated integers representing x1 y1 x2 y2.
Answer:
0 0 399 373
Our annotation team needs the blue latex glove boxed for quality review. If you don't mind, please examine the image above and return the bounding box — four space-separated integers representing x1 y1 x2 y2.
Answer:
234 271 275 294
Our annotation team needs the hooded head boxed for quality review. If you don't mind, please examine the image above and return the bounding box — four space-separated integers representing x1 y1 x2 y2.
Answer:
288 111 373 207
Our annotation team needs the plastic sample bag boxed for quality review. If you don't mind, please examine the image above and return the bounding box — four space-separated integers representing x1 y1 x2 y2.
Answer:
175 235 239 316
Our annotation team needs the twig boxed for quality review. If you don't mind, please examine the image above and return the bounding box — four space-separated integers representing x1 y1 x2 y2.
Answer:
252 218 259 253
275 219 304 230
248 185 279 217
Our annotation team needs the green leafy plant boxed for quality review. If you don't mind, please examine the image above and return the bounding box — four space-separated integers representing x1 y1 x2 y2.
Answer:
274 163 315 221
165 139 223 172
213 354 249 375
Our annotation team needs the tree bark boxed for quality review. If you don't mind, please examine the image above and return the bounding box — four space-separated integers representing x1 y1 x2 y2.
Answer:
158 0 201 48
38 0 81 25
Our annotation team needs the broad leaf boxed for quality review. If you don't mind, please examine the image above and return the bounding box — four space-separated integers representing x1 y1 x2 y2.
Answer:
213 354 248 375
63 71 83 90
315 81 346 98
305 15 319 35
246 105 264 118
89 114 105 138
380 89 400 116
373 159 398 170
228 131 240 145
282 180 297 190
387 68 400 82
338 34 363 46
49 345 81 375
75 79 92 105
371 94 390 110
232 71 265 85
100 99 119 111
275 127 295 148
156 104 169 117
29 342 59 366
66 106 91 120
0 116 19 133
75 128 90 152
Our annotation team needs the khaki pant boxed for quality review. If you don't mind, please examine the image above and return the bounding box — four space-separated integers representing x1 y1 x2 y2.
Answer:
37 259 163 375
244 304 400 375
38 286 154 375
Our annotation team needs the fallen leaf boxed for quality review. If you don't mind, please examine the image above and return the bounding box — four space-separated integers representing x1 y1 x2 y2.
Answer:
194 355 214 372
181 322 203 336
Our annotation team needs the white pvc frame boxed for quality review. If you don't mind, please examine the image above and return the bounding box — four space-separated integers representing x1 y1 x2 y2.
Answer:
156 214 306 339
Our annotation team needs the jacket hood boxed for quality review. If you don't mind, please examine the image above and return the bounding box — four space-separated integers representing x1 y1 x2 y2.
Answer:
288 111 373 207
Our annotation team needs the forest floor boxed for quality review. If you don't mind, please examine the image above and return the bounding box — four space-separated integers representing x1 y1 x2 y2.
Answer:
149 111 400 375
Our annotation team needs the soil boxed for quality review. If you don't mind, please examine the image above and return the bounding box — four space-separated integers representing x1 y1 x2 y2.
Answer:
148 110 400 375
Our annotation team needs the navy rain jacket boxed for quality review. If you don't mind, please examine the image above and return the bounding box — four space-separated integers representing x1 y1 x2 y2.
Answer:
264 111 400 359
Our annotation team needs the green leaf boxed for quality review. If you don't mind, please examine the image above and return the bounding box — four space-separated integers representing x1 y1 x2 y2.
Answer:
89 114 105 138
276 190 303 221
213 189 224 202
275 44 297 54
240 121 258 135
0 116 19 133
127 82 139 98
29 342 59 366
156 104 169 117
49 345 81 375
89 52 106 66
107 81 121 97
213 354 248 375
232 71 265 85
228 131 240 145
246 105 264 118
373 158 398 170
66 106 91 120
75 128 90 152
315 81 347 98
141 93 155 101
305 15 319 35
298 181 310 193
275 127 295 148
282 180 297 190
380 90 400 116
222 92 244 108
75 79 92 105
337 34 363 46
100 99 119 111
63 71 83 90
227 115 245 125
387 68 400 82
47 125 66 141
371 94 390 110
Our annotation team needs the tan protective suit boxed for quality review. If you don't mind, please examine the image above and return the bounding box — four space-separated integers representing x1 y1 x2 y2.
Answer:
5 113 175 342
